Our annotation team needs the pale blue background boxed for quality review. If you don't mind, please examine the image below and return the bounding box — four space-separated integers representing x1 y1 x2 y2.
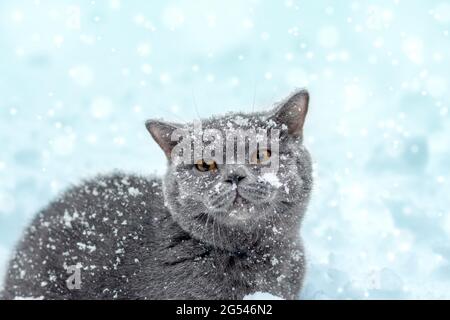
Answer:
1 0 449 298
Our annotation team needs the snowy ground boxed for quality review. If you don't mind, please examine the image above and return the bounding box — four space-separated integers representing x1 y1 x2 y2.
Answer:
1 1 450 298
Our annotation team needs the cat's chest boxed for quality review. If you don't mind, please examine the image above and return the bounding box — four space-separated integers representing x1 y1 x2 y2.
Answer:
141 242 271 298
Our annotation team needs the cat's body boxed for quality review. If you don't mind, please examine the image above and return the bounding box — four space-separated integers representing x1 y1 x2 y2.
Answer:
2 173 305 299
2 90 313 300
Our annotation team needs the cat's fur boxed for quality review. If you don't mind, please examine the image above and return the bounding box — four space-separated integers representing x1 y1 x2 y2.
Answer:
1 89 313 300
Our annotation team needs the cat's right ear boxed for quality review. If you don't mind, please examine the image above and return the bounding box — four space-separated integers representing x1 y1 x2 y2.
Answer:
269 89 309 138
145 120 180 159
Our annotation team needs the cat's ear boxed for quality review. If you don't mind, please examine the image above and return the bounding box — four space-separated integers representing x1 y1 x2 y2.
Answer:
145 120 180 159
270 89 309 137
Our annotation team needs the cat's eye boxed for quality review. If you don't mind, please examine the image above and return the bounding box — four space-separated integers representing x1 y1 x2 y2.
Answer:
195 160 217 172
250 149 272 164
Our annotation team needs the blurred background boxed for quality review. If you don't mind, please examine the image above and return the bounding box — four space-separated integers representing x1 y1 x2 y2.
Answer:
0 0 449 299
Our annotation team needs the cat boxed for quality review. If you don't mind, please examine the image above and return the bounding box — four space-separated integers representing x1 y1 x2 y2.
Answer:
1 89 313 300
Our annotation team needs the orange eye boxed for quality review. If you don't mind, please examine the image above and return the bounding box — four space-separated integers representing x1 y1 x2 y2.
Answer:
195 160 217 172
251 149 272 164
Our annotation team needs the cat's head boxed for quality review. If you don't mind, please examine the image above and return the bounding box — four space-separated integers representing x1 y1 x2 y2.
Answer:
146 89 313 251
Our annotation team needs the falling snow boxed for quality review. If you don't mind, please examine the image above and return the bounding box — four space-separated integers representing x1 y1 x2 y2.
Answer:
0 0 449 299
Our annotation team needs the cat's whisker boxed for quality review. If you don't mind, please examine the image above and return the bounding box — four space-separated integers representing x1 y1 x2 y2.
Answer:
200 212 211 241
212 217 217 249
251 80 257 113
191 87 202 120
216 220 225 250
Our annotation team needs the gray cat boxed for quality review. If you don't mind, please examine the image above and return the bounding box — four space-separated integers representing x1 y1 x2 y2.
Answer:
1 89 313 300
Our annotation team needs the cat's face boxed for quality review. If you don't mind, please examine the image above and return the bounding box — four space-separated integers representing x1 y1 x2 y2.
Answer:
147 90 312 250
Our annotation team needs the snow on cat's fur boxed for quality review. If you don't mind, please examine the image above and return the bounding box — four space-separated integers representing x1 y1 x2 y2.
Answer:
1 89 312 300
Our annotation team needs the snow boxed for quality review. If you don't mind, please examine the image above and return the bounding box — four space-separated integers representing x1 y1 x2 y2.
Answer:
260 173 282 188
128 187 142 197
13 296 45 301
244 292 284 300
0 0 450 300
77 243 97 253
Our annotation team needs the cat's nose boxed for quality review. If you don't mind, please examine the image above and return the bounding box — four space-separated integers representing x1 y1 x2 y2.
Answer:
224 168 247 184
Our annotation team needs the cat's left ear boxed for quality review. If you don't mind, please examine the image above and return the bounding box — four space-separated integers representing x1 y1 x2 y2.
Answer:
145 120 181 159
270 89 309 137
